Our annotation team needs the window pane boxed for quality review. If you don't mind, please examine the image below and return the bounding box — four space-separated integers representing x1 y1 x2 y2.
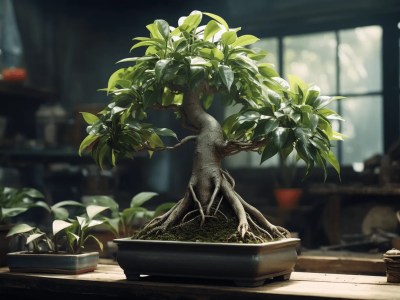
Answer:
250 38 279 69
341 96 383 165
339 26 382 94
283 32 336 95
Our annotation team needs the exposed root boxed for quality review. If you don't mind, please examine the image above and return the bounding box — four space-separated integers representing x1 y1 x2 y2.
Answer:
189 184 205 225
135 170 291 243
206 177 221 215
212 196 224 216
221 169 235 188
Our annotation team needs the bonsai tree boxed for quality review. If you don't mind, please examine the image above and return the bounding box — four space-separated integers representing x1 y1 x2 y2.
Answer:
79 10 344 243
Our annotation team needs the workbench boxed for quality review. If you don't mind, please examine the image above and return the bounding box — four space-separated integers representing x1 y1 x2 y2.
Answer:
0 263 398 300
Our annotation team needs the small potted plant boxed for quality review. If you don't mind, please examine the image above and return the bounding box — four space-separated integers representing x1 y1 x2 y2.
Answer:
274 153 303 210
0 186 44 266
79 10 344 286
6 204 109 274
83 192 175 258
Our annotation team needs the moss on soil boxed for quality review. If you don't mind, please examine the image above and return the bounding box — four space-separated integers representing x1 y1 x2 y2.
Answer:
133 205 273 243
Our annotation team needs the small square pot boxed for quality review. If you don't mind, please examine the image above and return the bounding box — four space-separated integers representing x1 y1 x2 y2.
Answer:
7 251 99 274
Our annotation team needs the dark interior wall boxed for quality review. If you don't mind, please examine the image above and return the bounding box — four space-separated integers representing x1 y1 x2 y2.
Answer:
12 0 400 111
8 0 400 202
12 0 230 112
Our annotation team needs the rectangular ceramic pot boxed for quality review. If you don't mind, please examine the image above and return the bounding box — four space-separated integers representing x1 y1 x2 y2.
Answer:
114 237 300 287
7 251 99 274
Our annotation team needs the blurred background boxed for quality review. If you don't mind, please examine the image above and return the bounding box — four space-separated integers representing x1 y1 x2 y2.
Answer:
0 0 400 250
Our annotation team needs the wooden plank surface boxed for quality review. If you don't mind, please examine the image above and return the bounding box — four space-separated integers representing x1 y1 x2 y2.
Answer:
0 264 398 300
295 252 386 276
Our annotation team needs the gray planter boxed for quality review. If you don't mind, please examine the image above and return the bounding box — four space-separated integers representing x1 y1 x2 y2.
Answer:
7 251 99 274
115 237 300 287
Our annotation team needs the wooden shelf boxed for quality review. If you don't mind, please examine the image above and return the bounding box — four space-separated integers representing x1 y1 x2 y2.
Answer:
0 264 396 300
296 250 386 276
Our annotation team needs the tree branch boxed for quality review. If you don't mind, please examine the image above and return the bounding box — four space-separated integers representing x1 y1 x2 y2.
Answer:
142 135 197 152
223 139 267 156
152 103 181 111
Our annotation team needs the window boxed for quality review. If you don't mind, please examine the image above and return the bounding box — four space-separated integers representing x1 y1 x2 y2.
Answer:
225 25 383 169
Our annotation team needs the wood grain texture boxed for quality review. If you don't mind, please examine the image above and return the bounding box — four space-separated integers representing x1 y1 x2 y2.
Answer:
0 264 398 300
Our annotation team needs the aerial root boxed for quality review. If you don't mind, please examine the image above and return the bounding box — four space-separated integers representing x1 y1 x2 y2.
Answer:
221 169 235 188
189 184 205 225
246 213 273 240
137 172 291 242
206 177 221 215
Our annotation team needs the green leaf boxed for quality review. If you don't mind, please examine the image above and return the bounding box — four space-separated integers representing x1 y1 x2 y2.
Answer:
218 65 234 91
107 68 125 93
23 188 44 199
254 118 279 137
237 111 260 124
261 140 279 163
6 224 35 237
154 128 178 139
231 35 259 47
26 233 45 245
82 196 119 216
212 48 224 61
258 63 279 78
33 200 51 212
273 127 290 148
203 94 214 110
84 234 104 252
203 12 229 29
146 23 163 40
288 74 308 95
131 192 158 208
53 220 73 236
130 40 163 51
52 207 69 220
52 200 83 209
204 20 221 41
79 134 99 156
143 90 160 109
86 205 109 220
321 150 341 177
88 219 105 228
155 19 169 40
182 10 202 31
2 207 28 218
155 59 172 82
221 31 237 45
116 56 156 64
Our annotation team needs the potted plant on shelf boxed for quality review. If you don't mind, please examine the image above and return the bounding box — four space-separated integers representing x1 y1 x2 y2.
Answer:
6 204 109 274
83 192 175 258
79 10 344 286
0 186 45 266
274 153 303 210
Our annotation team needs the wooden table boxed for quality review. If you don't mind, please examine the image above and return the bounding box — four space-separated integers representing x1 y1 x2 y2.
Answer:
0 264 398 300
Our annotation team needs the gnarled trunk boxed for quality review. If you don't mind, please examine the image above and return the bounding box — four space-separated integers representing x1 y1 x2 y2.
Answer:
137 88 290 242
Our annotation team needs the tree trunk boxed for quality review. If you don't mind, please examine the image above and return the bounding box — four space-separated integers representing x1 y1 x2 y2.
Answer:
137 87 290 242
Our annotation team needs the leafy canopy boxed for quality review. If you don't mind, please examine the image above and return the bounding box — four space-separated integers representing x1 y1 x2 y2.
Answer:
79 10 344 179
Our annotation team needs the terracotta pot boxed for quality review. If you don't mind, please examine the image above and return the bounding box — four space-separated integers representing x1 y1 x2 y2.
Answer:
115 237 300 287
274 188 303 209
